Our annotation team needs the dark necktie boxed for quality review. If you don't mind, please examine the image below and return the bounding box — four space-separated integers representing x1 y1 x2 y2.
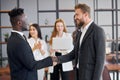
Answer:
76 30 82 50
23 35 27 41
75 30 82 68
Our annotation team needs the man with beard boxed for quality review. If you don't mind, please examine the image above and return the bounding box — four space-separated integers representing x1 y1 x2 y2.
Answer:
7 8 54 80
53 3 105 80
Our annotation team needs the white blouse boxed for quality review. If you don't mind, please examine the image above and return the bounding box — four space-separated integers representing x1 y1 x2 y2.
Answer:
27 38 49 80
49 32 74 73
27 38 49 60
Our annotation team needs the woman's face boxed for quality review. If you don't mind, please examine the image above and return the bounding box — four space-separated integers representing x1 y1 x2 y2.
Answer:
29 26 38 38
56 22 64 33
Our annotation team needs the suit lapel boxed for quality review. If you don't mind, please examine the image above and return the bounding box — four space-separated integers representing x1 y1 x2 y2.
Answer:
81 22 94 46
12 32 25 40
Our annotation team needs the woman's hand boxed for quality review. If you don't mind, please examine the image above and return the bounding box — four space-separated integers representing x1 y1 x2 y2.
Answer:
36 41 46 55
49 48 55 55
37 41 42 49
32 42 39 51
32 41 42 51
49 48 61 56
39 49 45 55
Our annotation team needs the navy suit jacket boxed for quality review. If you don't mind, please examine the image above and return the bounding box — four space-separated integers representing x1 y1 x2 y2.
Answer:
7 32 52 80
58 22 105 80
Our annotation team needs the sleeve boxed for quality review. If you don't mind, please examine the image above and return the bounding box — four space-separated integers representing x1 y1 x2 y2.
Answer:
42 40 50 58
66 33 74 53
93 27 105 80
16 40 53 70
58 48 75 63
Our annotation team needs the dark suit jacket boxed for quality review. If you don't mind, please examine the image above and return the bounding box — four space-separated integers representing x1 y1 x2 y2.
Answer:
58 22 105 80
7 32 53 80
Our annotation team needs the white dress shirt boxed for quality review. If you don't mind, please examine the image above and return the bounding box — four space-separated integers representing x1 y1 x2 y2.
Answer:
11 30 24 37
79 20 93 47
77 20 93 68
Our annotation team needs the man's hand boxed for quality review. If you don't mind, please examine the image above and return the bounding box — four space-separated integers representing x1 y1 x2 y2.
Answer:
51 56 60 66
53 62 57 66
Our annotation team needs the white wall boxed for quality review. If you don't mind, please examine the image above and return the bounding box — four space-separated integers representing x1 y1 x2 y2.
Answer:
1 0 17 67
0 0 77 66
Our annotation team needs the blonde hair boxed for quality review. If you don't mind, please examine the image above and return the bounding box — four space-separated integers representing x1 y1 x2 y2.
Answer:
49 18 67 45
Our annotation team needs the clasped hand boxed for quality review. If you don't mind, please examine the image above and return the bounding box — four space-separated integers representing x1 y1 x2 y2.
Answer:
51 56 59 66
33 41 45 55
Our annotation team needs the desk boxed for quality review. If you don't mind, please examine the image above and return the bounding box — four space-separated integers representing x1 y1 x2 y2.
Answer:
106 53 120 63
105 53 120 80
0 67 10 80
106 64 120 71
0 67 10 75
105 64 120 80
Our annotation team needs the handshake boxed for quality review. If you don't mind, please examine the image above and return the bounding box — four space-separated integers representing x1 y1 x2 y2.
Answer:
51 56 60 66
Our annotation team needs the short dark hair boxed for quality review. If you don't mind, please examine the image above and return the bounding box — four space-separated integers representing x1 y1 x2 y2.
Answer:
75 3 91 17
8 8 24 18
8 8 24 26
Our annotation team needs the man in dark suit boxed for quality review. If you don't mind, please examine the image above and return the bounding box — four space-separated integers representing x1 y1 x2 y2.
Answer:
54 3 105 80
7 8 54 80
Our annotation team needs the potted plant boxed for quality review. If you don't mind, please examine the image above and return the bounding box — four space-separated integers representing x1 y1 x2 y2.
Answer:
4 33 9 42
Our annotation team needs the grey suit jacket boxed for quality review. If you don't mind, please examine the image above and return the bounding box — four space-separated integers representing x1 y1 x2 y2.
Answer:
7 32 53 80
58 22 105 80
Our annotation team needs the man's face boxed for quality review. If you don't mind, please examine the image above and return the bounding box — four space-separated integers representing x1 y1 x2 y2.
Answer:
20 14 28 31
74 9 85 29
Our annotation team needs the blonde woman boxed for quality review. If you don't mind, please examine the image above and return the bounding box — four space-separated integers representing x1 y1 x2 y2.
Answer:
27 24 49 80
49 19 74 80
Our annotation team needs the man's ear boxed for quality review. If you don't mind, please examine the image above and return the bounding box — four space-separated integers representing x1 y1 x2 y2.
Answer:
17 21 22 25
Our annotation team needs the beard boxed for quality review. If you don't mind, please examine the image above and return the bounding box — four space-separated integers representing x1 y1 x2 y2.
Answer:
21 24 28 31
22 27 28 31
21 22 28 31
76 19 84 29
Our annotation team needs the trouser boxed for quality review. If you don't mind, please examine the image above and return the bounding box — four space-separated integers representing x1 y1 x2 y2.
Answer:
76 68 79 80
50 52 75 80
50 69 75 80
50 52 63 80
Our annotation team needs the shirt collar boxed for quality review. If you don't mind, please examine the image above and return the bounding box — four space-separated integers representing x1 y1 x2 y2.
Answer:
11 30 24 36
81 20 93 32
